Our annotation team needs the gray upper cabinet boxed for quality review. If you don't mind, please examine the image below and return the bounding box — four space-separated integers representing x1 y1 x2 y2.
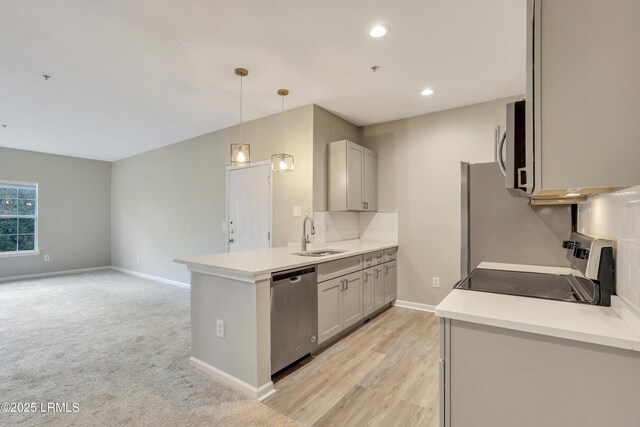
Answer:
346 142 364 210
526 0 640 198
328 140 378 211
363 148 378 211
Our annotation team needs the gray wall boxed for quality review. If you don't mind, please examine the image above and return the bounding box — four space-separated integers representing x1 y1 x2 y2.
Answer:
359 97 521 306
312 105 360 211
0 147 111 279
468 162 571 271
111 105 314 284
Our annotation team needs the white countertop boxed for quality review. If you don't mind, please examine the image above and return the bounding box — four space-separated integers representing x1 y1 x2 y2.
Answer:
436 262 640 352
174 239 398 281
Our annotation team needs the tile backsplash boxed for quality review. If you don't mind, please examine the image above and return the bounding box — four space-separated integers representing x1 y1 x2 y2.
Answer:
578 185 640 313
313 211 360 243
313 211 398 244
359 212 399 242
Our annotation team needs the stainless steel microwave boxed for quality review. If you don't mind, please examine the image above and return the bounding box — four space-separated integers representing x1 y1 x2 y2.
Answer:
497 100 527 196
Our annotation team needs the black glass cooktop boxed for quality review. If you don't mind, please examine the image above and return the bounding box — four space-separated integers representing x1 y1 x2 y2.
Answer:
455 268 597 304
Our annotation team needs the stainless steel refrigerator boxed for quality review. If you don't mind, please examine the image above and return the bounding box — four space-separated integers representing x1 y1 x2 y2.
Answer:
461 162 572 277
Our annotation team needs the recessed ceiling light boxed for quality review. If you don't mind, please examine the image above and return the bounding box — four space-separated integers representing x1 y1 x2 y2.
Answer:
369 25 389 38
421 88 435 96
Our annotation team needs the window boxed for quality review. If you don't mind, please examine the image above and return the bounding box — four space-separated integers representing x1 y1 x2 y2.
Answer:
0 181 38 254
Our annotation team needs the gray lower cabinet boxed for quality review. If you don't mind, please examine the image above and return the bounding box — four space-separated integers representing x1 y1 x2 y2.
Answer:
363 267 375 317
373 264 385 310
342 272 363 329
318 277 343 344
383 260 397 303
317 248 397 345
318 271 362 344
440 318 640 427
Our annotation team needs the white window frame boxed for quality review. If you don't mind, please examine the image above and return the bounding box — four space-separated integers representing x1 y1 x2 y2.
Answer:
0 180 40 257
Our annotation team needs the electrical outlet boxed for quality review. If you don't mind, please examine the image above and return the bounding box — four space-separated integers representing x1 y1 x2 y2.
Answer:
216 319 225 338
44 254 50 262
293 206 302 217
432 277 440 288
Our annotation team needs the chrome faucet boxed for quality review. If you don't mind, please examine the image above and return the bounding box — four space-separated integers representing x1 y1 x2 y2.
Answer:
301 215 316 251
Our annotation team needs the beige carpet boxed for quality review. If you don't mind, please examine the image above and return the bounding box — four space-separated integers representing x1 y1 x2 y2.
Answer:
0 270 295 426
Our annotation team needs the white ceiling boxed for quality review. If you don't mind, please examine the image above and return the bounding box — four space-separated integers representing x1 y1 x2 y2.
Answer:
0 0 526 161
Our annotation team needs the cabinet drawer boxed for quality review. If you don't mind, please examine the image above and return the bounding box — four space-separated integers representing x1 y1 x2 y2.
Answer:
384 247 397 262
363 250 384 268
317 255 363 282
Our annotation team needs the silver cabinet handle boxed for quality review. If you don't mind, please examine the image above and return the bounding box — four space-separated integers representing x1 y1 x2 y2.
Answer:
375 269 380 278
384 265 389 274
346 280 349 290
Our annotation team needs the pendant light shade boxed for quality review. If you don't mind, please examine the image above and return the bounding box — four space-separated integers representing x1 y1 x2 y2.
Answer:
272 89 294 173
230 68 250 166
231 144 250 165
271 153 294 172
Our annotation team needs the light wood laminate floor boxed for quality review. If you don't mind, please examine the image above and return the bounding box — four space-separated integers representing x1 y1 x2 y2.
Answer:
263 307 440 427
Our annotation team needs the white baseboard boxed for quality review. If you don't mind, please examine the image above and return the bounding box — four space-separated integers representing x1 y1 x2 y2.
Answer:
110 266 190 289
0 266 111 283
189 356 276 401
394 299 436 313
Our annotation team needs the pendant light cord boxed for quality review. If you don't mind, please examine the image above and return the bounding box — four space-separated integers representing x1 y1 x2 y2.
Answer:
281 94 285 152
240 76 243 124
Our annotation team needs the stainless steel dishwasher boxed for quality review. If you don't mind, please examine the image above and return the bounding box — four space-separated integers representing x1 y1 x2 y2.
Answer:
270 265 318 374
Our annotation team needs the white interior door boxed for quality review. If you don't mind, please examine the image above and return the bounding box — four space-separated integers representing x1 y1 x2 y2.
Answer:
227 164 271 252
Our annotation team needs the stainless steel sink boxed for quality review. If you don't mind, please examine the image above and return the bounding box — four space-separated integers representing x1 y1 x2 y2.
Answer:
292 249 347 257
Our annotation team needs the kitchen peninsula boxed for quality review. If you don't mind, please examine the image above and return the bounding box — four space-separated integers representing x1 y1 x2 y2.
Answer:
175 239 398 400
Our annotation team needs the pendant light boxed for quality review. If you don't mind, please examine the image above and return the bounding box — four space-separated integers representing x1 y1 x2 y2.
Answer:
271 89 294 172
230 68 250 166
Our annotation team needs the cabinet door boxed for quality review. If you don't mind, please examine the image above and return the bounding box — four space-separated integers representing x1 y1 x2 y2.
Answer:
373 265 385 310
318 277 343 344
529 0 640 193
363 148 378 211
383 260 397 304
342 271 364 329
362 268 375 317
346 142 364 211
